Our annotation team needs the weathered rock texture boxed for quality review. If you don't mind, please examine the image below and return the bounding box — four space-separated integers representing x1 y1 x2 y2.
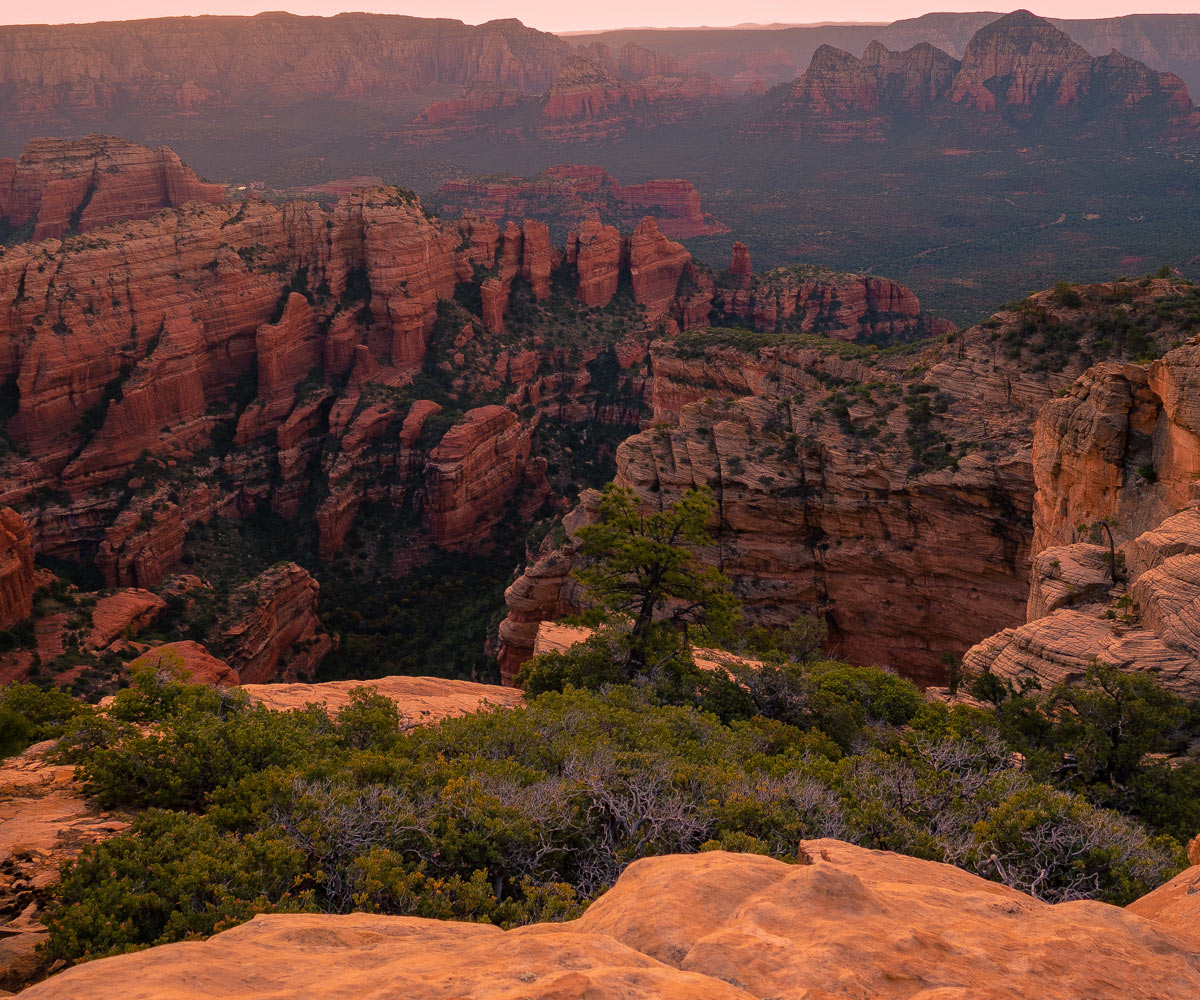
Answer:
435 164 726 239
0 161 951 691
754 11 1195 141
967 323 1200 697
20 843 1200 1000
0 135 224 241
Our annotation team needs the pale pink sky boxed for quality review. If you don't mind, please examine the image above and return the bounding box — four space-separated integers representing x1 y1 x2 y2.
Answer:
9 2 1200 34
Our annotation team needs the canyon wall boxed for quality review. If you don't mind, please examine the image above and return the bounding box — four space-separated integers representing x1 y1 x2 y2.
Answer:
0 140 947 692
499 277 1200 685
0 13 576 119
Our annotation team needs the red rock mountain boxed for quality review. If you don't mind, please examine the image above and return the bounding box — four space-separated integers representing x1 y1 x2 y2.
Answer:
0 135 224 241
435 165 725 239
756 11 1195 140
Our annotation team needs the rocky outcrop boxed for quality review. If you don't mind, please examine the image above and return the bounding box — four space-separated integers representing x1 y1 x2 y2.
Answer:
568 220 625 308
20 843 1200 1000
966 330 1200 697
0 508 33 630
434 164 726 239
710 262 951 343
130 641 239 687
0 135 225 241
0 742 129 991
242 674 523 722
754 11 1196 141
212 563 334 685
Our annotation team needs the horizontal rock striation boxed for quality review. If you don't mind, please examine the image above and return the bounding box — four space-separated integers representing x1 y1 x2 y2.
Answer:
0 135 225 242
0 13 577 120
0 508 33 630
499 277 1200 684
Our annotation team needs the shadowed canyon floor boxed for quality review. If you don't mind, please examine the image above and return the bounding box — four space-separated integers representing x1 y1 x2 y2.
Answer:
17 844 1200 1000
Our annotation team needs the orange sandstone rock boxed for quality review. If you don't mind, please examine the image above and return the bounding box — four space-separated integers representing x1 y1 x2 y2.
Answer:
19 842 1200 1000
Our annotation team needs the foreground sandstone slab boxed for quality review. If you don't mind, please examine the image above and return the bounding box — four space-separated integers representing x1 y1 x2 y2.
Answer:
20 842 1200 999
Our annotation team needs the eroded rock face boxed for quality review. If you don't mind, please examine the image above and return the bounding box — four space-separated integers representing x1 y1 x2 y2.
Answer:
0 135 225 241
967 330 1200 697
499 279 1200 684
19 843 1200 1000
212 563 334 685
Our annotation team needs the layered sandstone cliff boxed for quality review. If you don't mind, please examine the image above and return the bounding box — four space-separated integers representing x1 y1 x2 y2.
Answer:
0 135 224 242
20 843 1200 1000
0 507 33 630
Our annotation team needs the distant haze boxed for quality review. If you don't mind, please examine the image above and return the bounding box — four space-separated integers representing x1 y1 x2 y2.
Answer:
10 2 1200 34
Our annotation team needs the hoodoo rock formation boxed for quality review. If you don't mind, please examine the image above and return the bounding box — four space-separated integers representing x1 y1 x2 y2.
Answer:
0 135 225 241
755 11 1196 140
967 319 1200 697
20 843 1200 1000
434 165 726 239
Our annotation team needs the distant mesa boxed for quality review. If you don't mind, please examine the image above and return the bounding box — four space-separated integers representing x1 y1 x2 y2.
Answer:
433 165 727 240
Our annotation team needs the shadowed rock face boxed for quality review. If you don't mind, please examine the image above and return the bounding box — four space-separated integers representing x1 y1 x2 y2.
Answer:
0 161 946 696
18 843 1200 1000
0 135 225 241
967 332 1200 698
